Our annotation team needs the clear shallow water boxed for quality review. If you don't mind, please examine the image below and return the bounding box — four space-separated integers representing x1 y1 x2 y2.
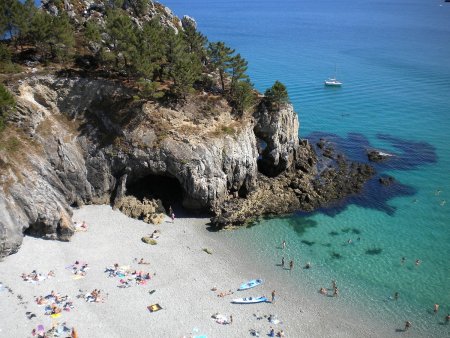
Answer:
163 0 449 335
175 0 450 335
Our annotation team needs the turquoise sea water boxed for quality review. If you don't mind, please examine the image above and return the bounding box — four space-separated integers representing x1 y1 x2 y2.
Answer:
164 0 450 335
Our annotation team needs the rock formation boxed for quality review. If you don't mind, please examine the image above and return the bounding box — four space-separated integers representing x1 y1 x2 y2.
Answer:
0 74 258 257
0 1 377 258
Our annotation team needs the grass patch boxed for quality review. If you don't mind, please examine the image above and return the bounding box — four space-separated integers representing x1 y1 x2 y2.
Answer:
0 136 21 152
0 61 22 74
221 125 235 135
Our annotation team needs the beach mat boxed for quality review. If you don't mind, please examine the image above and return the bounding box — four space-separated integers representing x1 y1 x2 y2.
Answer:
147 304 162 313
50 313 61 318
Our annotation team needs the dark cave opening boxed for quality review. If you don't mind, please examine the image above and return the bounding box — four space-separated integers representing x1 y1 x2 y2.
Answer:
126 174 184 213
23 221 53 238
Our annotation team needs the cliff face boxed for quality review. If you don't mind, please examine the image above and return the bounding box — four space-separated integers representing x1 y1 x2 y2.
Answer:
2 74 301 257
254 102 300 177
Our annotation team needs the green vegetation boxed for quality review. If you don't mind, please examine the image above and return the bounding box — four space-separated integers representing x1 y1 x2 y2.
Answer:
264 80 290 111
221 125 235 135
0 1 277 113
0 136 20 152
0 83 15 132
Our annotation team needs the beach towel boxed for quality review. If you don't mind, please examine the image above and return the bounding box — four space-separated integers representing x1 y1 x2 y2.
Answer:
147 304 162 312
50 313 61 318
73 275 85 280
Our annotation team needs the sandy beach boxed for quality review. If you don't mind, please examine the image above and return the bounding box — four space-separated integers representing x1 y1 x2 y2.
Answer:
0 205 413 337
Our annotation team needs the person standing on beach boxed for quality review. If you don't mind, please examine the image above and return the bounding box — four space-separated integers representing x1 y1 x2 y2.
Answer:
394 292 399 300
282 240 286 249
229 314 233 324
404 320 411 331
332 280 337 290
171 213 175 223
271 290 276 303
434 303 439 314
281 257 285 268
289 260 293 271
168 206 173 216
333 287 339 297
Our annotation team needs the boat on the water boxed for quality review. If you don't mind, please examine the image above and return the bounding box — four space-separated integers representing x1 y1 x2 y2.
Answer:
324 78 342 86
231 296 268 304
324 65 342 86
238 279 263 291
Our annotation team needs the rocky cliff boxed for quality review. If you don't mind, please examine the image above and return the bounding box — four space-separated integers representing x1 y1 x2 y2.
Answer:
1 74 287 257
0 73 375 258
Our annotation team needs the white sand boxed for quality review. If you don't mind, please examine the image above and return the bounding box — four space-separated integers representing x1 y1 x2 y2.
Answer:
0 205 413 337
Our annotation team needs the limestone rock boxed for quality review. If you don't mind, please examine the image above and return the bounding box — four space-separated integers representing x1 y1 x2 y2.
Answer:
141 237 157 245
0 72 373 257
367 150 392 162
182 15 197 30
254 102 300 177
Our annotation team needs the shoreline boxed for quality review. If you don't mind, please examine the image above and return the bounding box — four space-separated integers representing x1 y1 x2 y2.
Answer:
0 205 420 337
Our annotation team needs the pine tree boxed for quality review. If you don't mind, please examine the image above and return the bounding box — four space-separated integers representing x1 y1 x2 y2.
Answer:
28 11 74 61
230 80 255 116
135 19 166 80
50 13 75 61
0 0 19 40
264 80 290 111
208 41 235 92
28 11 53 57
104 9 137 71
182 24 207 65
166 33 201 99
228 53 249 97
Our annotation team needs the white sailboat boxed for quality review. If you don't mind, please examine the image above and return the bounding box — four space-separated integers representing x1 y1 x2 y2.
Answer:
324 65 342 87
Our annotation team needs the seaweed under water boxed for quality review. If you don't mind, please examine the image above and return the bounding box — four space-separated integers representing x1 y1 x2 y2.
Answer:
365 248 383 255
330 251 343 259
301 240 315 246
304 132 436 217
287 216 318 236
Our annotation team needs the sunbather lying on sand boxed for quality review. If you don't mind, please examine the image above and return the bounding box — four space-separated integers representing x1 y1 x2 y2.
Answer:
35 296 47 305
217 290 234 297
138 258 150 265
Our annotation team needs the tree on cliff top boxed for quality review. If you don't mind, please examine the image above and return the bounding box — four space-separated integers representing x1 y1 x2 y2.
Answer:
208 41 235 92
264 80 289 111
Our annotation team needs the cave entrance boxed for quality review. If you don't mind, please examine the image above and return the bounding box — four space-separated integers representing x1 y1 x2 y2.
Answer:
126 174 184 213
